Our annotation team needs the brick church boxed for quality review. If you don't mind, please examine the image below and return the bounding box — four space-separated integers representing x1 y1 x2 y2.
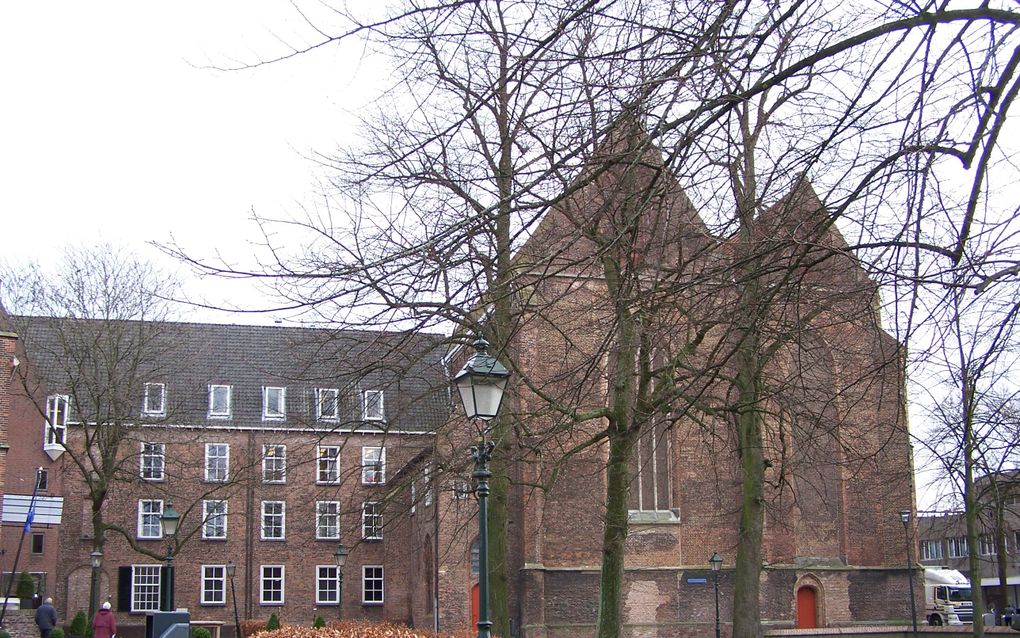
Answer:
0 126 917 638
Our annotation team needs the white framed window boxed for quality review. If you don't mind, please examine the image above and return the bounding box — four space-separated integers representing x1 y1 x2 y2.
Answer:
453 477 471 500
921 539 944 561
201 565 226 604
261 501 285 540
979 534 997 556
143 383 166 416
205 443 229 482
262 444 286 483
316 565 340 605
362 501 383 540
317 446 340 484
361 446 386 485
263 386 286 420
362 390 384 421
208 385 232 418
131 565 162 612
137 500 163 539
203 500 227 540
316 501 340 540
317 388 339 421
948 536 969 558
423 464 433 507
260 565 285 605
45 394 68 446
362 565 384 604
627 419 675 520
140 443 165 481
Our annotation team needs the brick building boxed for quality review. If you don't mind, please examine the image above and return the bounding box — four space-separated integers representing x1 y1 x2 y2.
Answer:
1 127 919 638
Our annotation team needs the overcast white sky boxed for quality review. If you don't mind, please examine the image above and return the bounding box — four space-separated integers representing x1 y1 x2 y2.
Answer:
1 2 377 321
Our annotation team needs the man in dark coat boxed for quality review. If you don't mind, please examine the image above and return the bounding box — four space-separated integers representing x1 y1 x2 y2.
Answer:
34 597 57 638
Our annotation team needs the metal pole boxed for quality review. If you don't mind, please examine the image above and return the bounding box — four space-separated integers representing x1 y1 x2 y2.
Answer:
229 570 241 638
89 561 100 624
161 544 175 612
337 567 343 622
904 526 919 638
473 436 495 638
714 569 721 638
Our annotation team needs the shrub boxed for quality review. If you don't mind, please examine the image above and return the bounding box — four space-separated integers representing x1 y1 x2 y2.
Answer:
239 620 266 638
266 614 281 631
15 571 35 598
251 621 480 638
69 611 89 637
192 628 212 638
312 617 326 629
0 629 12 638
51 630 65 638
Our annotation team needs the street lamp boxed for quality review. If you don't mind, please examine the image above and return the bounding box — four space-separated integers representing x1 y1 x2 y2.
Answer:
453 337 510 638
88 549 103 624
225 561 241 638
334 544 349 622
710 552 722 638
900 510 919 638
160 501 181 612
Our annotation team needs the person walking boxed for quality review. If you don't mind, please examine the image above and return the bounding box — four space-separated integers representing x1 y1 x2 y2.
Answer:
92 602 117 638
34 597 57 638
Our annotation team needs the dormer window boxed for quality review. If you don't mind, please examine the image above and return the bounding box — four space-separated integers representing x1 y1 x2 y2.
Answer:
143 383 166 416
263 387 286 421
362 390 384 421
317 388 339 422
209 385 232 419
45 394 68 446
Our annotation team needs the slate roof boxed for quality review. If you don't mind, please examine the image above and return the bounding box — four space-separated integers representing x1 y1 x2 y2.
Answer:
12 316 450 434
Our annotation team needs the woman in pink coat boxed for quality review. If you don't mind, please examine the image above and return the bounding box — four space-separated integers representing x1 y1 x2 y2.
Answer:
92 602 117 638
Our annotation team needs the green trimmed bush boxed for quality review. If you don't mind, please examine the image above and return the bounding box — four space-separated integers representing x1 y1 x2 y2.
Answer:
312 617 326 629
266 613 280 631
192 628 212 638
69 611 89 638
15 571 35 598
51 630 65 638
0 628 12 638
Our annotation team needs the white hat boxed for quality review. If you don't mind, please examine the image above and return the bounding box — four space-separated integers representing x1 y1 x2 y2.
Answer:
102 602 111 610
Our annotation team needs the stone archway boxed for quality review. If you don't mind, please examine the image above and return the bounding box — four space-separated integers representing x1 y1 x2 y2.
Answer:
795 574 825 629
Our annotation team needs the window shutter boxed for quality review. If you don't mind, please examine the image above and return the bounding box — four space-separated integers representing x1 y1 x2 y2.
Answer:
117 566 131 611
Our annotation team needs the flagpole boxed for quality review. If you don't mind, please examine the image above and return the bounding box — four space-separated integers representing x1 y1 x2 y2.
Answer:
0 467 43 628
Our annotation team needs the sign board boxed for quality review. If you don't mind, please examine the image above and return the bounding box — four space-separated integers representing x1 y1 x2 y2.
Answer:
1 495 64 526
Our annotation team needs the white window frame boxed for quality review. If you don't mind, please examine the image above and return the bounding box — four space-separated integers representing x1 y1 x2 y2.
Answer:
262 444 287 483
316 565 340 605
317 388 339 422
45 394 68 447
143 382 166 416
362 565 384 604
201 565 227 605
262 386 286 421
208 384 232 418
260 565 285 605
140 443 165 481
317 445 340 484
137 499 163 539
316 501 340 540
202 500 228 540
362 390 384 421
131 564 162 612
362 501 383 541
261 501 286 540
921 539 944 561
205 443 230 482
979 534 997 556
361 446 386 485
423 464 433 506
948 536 969 558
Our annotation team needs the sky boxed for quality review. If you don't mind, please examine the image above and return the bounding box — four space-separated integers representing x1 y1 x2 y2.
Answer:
1 2 377 321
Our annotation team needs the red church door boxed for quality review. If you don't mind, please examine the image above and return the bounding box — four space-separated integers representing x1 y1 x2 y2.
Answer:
471 583 480 629
797 587 818 629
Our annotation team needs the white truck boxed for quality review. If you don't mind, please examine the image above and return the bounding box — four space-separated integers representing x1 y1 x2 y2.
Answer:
924 567 974 626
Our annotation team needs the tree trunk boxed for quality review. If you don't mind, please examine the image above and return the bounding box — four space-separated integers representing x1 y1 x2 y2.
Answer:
596 432 636 638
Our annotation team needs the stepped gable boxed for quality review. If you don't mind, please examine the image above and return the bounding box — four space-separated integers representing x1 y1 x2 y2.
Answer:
517 114 714 277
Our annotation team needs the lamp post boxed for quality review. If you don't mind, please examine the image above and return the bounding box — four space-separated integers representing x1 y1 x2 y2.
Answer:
334 544 349 622
88 549 103 624
160 501 180 612
900 510 919 638
453 337 510 638
710 552 722 638
226 561 242 638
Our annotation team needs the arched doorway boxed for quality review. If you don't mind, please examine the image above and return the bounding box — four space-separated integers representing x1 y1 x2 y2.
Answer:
796 587 818 629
